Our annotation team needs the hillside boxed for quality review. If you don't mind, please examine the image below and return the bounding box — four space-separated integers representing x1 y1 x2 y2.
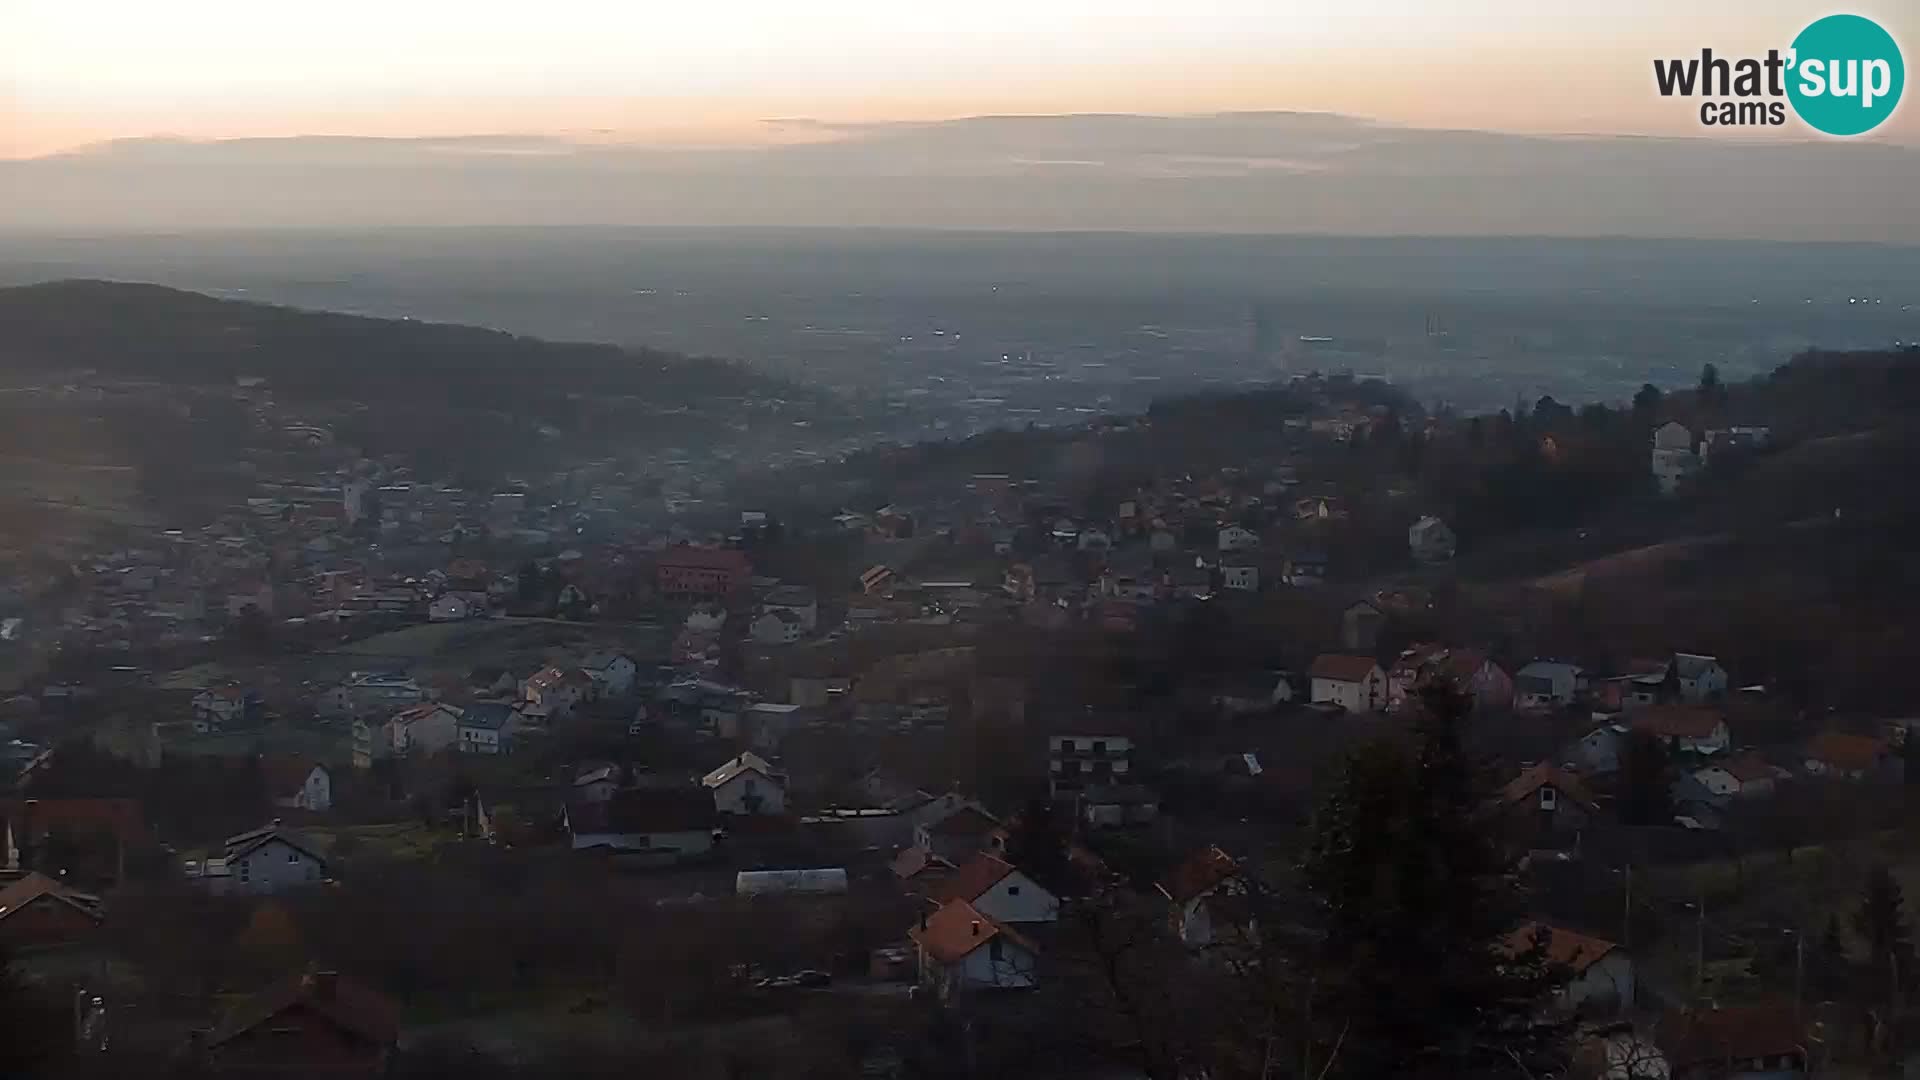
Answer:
0 281 841 489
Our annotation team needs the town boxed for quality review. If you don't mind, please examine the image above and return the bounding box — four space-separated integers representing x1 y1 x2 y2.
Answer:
3 288 1919 1080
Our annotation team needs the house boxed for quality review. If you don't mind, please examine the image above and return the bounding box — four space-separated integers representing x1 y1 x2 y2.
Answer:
1217 525 1260 552
1565 723 1629 775
1631 706 1730 756
932 853 1060 923
1389 645 1515 713
1220 554 1260 592
1670 653 1728 703
573 763 621 803
685 603 728 634
914 803 1002 865
910 899 1040 998
1657 1002 1807 1080
762 585 819 631
1492 763 1596 846
1693 753 1783 798
1804 730 1897 781
564 786 717 856
655 545 752 598
1503 923 1634 1013
1078 784 1161 829
213 823 328 895
427 593 478 622
522 666 591 715
192 686 253 732
1515 661 1588 711
751 608 805 645
456 702 512 754
891 845 956 885
1157 846 1253 949
264 758 332 814
1407 515 1457 564
1341 600 1384 651
0 872 105 947
386 702 463 758
578 652 638 697
1167 563 1212 600
1308 654 1387 712
195 970 398 1078
1283 548 1328 586
1669 772 1729 831
1650 421 1700 495
702 752 789 815
859 565 897 595
1048 727 1135 798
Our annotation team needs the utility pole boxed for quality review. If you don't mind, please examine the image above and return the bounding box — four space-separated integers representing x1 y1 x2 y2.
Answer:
1695 892 1707 1000
1793 932 1804 1025
1620 865 1634 1018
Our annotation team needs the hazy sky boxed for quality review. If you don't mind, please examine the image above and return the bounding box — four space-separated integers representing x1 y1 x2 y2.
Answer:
4 0 1916 158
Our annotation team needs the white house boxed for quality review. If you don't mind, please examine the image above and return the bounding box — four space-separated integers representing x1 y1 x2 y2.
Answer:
265 759 332 814
911 899 1041 998
702 752 789 815
192 686 250 732
751 609 805 645
522 666 591 715
1220 556 1260 592
933 853 1060 923
1671 653 1728 703
388 701 462 757
1408 515 1457 564
1308 655 1387 712
579 652 638 698
761 585 819 631
1516 661 1588 711
428 594 478 622
1217 525 1261 552
1693 754 1781 798
215 823 327 895
457 702 513 754
684 604 728 634
1651 421 1700 495
1157 846 1253 950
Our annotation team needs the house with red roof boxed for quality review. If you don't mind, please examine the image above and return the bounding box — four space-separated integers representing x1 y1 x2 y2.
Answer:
1309 654 1386 712
914 804 1002 865
1503 922 1634 1013
0 872 105 947
931 853 1059 924
264 758 332 814
1387 645 1514 713
194 970 398 1078
1804 730 1897 781
1489 764 1596 852
1157 845 1253 949
654 545 752 598
909 899 1040 998
1631 706 1730 756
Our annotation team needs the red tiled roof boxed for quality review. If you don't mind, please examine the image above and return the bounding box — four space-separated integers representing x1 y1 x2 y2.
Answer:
1499 763 1597 811
0 872 104 926
1631 705 1724 740
933 853 1018 904
1722 753 1780 784
207 971 399 1050
891 846 954 880
1310 654 1381 683
910 899 1039 965
1806 730 1886 772
1161 845 1240 904
1502 922 1616 974
1658 1003 1806 1068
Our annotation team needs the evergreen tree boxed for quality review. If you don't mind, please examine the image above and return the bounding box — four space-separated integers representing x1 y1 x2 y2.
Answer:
1698 363 1723 407
1619 731 1675 827
1632 383 1664 424
1302 682 1569 1076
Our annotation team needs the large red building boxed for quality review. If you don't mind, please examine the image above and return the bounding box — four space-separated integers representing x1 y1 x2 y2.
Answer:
654 546 752 598
198 971 398 1077
0 872 104 947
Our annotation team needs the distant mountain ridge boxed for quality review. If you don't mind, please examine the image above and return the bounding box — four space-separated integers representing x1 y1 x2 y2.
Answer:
4 112 1916 240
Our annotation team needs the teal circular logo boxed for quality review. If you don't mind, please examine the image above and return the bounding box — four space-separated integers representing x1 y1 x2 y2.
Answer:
1787 14 1904 135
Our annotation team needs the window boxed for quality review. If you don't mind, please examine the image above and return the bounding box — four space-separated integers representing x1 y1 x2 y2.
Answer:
1007 885 1020 896
287 851 300 863
1091 740 1106 755
1539 788 1557 811
238 860 250 881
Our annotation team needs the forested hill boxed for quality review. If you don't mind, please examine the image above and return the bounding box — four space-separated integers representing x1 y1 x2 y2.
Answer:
0 279 809 411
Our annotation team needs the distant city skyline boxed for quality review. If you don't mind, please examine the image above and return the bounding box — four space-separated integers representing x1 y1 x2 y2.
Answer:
5 0 1916 159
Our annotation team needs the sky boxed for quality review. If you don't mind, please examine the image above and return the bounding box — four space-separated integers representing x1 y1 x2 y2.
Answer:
4 0 1917 159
